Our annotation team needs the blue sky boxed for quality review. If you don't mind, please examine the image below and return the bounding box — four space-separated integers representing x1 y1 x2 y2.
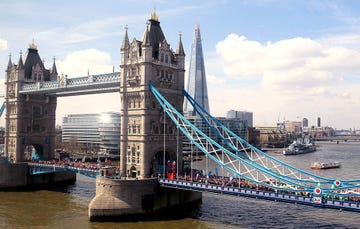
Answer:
1 0 360 129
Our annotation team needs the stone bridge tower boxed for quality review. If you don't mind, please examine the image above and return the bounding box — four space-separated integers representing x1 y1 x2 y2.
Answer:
4 42 58 162
119 11 185 178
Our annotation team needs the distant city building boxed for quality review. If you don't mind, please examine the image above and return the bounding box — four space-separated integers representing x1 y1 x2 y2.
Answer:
317 117 321 127
302 118 308 128
226 110 253 127
255 125 288 148
62 112 120 155
62 114 100 148
98 112 120 154
302 126 334 138
184 24 210 116
285 120 302 133
183 117 248 160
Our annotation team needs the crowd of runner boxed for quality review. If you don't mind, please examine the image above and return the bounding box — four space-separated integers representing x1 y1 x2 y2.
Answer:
29 159 114 170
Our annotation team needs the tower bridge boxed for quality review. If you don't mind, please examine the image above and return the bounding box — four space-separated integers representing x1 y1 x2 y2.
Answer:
2 10 202 220
2 10 360 221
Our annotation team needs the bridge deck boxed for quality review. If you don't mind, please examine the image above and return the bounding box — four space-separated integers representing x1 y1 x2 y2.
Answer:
159 178 360 213
28 163 360 212
19 72 120 97
28 163 98 178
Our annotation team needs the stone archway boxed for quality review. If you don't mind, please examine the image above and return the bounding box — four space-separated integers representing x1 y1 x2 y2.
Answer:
150 150 177 178
130 165 137 178
24 144 44 161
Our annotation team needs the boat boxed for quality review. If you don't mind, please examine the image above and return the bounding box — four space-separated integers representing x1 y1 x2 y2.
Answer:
311 161 341 169
283 137 316 155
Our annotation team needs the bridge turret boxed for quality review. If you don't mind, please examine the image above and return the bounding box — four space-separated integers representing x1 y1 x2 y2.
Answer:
4 42 57 162
120 25 130 66
6 53 12 71
141 24 153 62
18 50 24 70
50 57 58 81
17 51 25 81
175 32 185 69
119 11 185 179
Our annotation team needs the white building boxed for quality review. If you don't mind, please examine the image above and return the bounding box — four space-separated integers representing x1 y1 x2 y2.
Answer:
62 112 120 155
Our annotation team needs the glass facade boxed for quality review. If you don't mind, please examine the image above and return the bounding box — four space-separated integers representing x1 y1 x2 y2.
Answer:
98 112 120 155
62 112 120 155
184 24 210 116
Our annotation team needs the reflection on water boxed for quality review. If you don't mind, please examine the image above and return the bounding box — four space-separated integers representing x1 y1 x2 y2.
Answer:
0 142 359 229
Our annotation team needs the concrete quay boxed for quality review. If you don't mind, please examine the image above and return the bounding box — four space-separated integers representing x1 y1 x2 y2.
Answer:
88 177 202 221
0 162 76 191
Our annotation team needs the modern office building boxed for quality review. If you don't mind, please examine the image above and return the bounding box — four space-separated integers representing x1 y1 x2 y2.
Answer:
99 112 120 154
62 112 120 155
284 120 302 133
226 110 253 127
182 116 248 162
184 24 210 116
317 117 321 127
302 118 309 128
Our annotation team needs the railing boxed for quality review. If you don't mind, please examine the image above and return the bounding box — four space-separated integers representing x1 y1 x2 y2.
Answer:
28 162 99 178
158 178 360 213
19 72 120 96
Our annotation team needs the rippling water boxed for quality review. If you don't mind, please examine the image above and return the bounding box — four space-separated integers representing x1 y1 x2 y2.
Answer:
0 141 360 229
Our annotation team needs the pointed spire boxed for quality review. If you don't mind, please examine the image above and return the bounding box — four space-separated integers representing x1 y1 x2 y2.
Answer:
29 39 38 50
18 50 24 69
142 24 151 46
51 56 58 74
176 32 185 55
7 53 13 69
150 7 159 21
184 24 210 115
194 24 202 43
121 24 130 50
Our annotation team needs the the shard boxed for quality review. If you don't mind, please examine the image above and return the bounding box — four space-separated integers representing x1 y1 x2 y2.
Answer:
184 24 210 116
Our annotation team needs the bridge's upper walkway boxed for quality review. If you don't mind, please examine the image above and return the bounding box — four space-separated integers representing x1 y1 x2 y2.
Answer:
19 72 120 97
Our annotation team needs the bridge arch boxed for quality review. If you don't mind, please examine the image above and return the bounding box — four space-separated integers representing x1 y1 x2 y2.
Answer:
151 150 171 177
23 144 44 161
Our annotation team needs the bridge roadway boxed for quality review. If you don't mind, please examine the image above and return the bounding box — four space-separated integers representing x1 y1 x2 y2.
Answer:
27 162 360 213
158 178 360 213
28 162 99 178
315 135 360 142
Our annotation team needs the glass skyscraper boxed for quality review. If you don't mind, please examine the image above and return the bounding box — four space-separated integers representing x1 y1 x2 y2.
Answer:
184 24 210 116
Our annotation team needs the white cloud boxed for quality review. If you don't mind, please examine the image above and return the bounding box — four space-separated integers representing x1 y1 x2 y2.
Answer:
57 49 113 77
55 49 119 125
319 34 360 49
215 34 360 92
0 39 8 51
210 33 360 128
207 73 225 86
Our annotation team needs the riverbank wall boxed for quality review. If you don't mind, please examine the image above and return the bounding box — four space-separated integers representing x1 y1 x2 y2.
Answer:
88 177 202 221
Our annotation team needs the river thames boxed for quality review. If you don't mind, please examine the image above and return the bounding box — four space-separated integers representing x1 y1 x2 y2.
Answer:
0 141 360 228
